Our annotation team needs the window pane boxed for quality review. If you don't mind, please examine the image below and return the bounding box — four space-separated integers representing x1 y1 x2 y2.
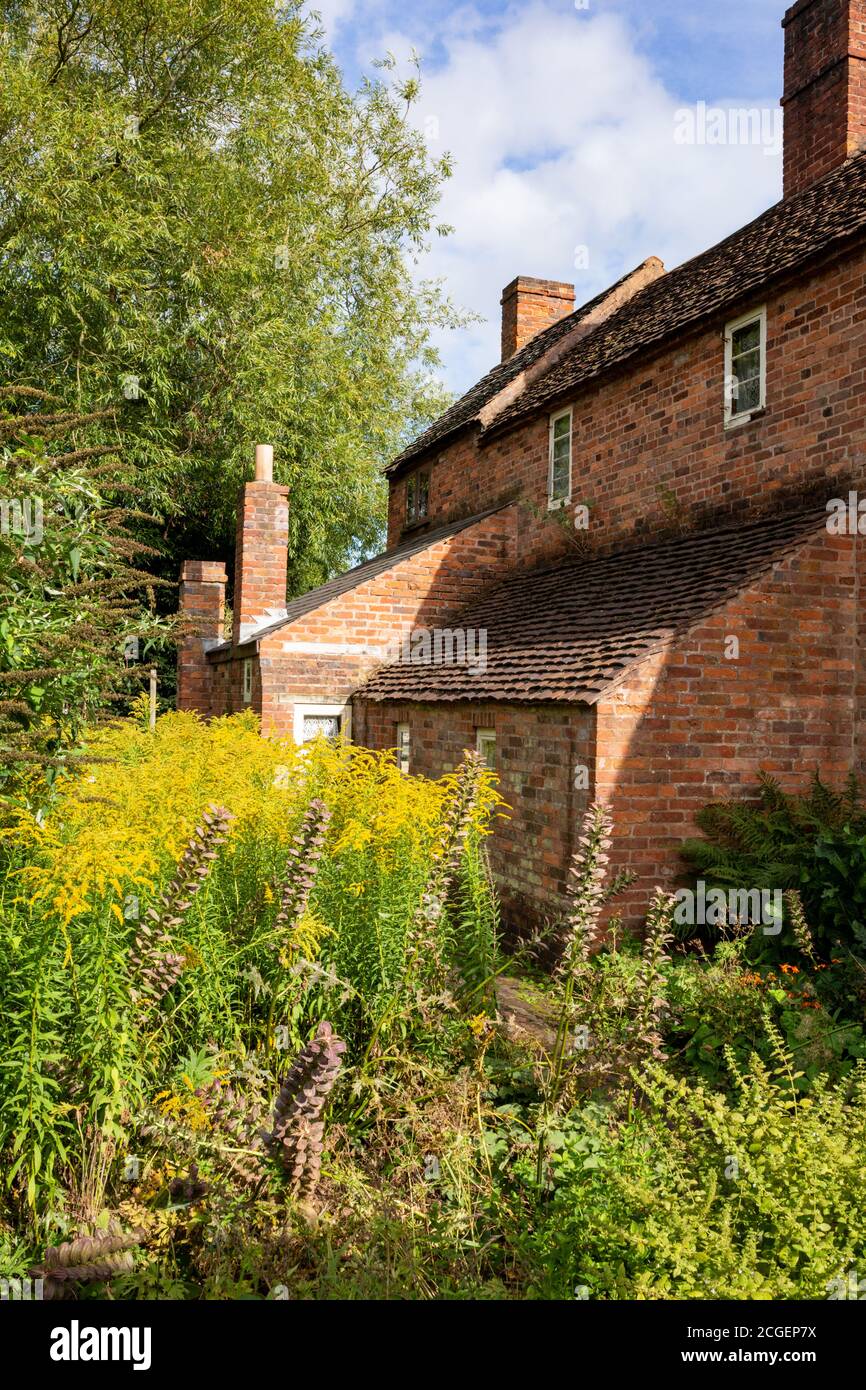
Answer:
406 477 416 521
732 321 760 354
551 457 570 498
551 412 571 501
732 346 760 380
397 724 410 774
477 734 496 769
417 472 429 518
734 375 761 413
302 714 340 741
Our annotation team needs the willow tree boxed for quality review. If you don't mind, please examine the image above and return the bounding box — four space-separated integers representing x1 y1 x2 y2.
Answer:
0 385 170 788
0 1 456 593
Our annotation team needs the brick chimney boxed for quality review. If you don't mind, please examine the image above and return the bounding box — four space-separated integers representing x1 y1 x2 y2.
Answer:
232 444 290 645
500 276 575 360
782 0 866 198
177 560 227 712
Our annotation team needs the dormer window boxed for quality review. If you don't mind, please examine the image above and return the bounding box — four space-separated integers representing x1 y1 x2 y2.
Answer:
548 408 572 508
724 307 766 426
406 469 430 526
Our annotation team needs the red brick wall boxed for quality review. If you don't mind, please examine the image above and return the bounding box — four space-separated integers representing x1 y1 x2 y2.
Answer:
209 649 260 719
595 526 862 921
783 0 866 198
215 505 519 738
388 245 866 564
356 528 863 932
353 698 594 930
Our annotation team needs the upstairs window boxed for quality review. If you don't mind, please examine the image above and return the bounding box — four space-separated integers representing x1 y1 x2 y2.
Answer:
548 408 572 507
724 307 766 426
406 469 430 525
396 723 410 775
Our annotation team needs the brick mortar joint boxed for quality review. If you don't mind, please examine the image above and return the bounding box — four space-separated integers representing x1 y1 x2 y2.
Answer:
782 50 865 105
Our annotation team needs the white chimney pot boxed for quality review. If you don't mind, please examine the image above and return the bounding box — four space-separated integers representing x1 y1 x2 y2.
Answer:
254 443 274 482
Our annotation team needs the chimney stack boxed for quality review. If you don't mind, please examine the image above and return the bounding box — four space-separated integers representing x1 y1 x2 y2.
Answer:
177 561 227 713
233 444 289 646
500 276 575 361
782 0 866 198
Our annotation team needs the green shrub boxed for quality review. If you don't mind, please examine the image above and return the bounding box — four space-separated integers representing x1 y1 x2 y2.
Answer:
681 771 866 956
534 1040 866 1300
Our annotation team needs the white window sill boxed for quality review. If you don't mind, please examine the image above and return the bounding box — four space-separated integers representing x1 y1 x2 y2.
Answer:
547 495 571 511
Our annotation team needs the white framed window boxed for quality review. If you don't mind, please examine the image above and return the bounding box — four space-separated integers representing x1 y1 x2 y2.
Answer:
293 702 350 745
724 306 766 427
476 728 496 769
396 723 410 775
548 407 572 508
242 657 253 704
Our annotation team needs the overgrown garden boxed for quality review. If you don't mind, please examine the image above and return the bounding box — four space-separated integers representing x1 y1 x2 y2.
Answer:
0 709 863 1300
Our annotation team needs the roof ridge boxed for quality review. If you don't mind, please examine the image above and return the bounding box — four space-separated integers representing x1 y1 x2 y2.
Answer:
384 257 662 475
477 257 665 431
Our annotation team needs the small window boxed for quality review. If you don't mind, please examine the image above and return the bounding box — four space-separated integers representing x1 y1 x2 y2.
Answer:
293 703 348 744
242 658 253 704
548 408 572 507
396 723 410 774
476 728 496 769
724 307 766 426
406 470 429 526
303 713 340 740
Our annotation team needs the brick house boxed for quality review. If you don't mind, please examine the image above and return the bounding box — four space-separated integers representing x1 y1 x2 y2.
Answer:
179 0 866 929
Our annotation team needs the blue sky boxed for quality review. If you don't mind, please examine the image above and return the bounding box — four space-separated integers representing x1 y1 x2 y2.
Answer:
308 0 786 395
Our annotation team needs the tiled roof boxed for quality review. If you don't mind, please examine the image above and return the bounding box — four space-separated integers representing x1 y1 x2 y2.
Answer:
358 508 827 705
385 263 651 475
393 151 866 467
208 504 511 654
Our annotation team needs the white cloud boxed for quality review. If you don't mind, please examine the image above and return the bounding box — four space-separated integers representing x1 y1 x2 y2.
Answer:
305 0 359 40
351 2 783 394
